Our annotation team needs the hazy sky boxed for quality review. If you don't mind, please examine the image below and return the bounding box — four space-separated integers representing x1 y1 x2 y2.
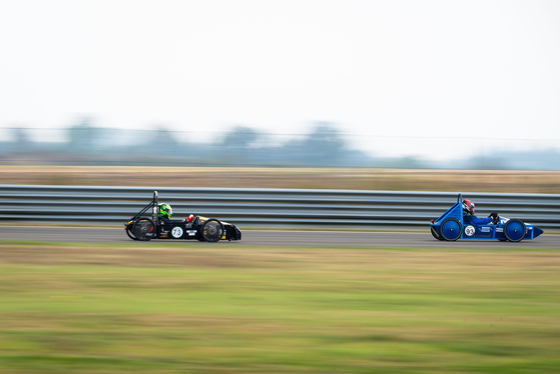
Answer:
1 0 559 160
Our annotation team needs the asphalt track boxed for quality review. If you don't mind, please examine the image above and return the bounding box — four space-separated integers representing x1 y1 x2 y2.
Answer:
0 226 558 248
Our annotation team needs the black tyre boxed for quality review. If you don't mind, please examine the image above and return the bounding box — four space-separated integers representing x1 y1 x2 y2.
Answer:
440 218 462 241
503 219 526 242
430 225 444 241
132 218 155 241
126 225 139 240
200 219 225 243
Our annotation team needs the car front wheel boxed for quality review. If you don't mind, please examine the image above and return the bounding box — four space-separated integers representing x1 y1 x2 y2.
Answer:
199 219 225 243
503 219 526 242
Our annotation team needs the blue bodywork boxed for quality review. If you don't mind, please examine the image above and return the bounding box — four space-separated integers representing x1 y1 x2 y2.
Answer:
430 194 543 241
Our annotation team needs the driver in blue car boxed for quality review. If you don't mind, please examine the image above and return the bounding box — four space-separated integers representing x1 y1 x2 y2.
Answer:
158 203 194 224
462 199 499 225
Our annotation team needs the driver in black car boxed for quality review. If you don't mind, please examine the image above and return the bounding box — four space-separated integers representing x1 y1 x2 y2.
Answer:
158 203 194 224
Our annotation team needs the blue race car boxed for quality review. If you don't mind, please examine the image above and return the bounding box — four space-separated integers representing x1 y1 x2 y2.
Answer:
430 194 543 242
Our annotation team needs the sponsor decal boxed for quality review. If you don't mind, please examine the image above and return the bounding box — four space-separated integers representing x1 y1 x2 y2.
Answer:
481 227 491 233
187 230 197 236
171 227 184 238
464 225 476 237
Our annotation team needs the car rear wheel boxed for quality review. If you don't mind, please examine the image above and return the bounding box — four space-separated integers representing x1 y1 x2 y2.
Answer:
200 219 225 242
503 219 526 242
132 218 155 241
126 225 139 240
440 218 461 241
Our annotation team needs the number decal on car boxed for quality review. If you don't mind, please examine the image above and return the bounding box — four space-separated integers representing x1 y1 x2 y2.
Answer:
171 227 184 238
464 225 476 237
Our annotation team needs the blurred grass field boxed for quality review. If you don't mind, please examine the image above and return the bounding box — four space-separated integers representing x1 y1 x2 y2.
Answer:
1 166 560 193
1 243 559 373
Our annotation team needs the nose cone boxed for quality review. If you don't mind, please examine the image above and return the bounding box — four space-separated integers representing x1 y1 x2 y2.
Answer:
533 226 544 239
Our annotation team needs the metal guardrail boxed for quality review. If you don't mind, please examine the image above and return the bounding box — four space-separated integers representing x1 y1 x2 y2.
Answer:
0 185 559 230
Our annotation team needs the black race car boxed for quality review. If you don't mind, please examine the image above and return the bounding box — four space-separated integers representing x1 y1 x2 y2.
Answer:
124 191 241 242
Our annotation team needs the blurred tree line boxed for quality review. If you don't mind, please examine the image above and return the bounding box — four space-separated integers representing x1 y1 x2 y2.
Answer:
2 119 559 169
0 120 426 168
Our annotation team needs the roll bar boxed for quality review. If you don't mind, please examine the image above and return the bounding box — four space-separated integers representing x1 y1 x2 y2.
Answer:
152 190 159 220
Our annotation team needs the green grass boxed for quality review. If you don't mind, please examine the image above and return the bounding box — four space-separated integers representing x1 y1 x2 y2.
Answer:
0 244 559 373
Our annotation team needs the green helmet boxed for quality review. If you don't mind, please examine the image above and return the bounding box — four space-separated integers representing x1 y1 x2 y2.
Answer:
158 203 172 219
